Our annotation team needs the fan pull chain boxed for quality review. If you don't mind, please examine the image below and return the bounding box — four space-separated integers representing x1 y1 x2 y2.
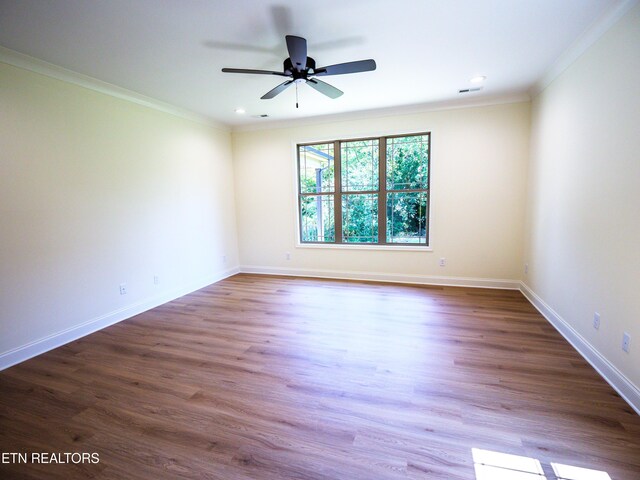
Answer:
296 82 299 109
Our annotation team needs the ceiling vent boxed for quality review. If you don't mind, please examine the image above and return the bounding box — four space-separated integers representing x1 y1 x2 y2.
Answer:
459 87 483 94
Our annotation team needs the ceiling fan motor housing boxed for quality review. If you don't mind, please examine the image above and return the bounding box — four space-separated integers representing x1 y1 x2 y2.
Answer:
284 57 316 79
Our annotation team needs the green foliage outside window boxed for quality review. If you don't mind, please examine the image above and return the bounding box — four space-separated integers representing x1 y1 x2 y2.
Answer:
298 134 429 245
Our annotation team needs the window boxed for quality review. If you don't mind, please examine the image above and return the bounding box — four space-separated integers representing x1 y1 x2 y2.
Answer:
298 133 430 246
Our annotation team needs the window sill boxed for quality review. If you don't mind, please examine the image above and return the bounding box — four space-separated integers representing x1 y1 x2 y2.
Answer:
296 243 433 252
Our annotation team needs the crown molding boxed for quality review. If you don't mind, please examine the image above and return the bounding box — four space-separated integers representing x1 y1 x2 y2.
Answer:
0 46 230 132
530 0 639 97
231 92 530 133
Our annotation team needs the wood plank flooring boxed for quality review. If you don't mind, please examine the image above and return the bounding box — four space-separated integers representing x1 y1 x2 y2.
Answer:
1 274 639 479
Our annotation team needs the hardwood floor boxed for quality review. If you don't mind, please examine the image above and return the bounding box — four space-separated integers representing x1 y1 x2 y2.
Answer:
1 274 639 479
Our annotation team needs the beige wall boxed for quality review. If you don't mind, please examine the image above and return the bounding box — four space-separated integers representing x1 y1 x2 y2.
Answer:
524 5 640 386
232 102 530 283
0 62 239 357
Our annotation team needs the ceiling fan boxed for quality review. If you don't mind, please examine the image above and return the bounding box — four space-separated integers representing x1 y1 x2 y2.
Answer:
222 35 376 106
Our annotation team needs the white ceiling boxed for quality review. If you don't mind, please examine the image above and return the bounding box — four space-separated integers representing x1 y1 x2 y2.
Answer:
0 0 625 127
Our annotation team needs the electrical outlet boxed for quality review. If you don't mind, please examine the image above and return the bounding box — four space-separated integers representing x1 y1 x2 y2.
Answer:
222 255 227 265
153 276 159 285
285 252 291 261
622 332 630 353
593 312 600 330
439 257 446 267
524 263 528 274
119 283 127 295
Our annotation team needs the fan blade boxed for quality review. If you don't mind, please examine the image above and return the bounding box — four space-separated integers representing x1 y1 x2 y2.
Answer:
285 35 307 71
222 68 288 76
313 59 376 76
307 78 343 99
261 80 294 99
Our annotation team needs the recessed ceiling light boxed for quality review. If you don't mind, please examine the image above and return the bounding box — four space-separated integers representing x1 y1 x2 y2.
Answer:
234 108 246 114
470 76 486 84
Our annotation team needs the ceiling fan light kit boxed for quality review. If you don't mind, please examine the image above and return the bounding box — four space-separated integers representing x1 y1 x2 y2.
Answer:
222 35 376 107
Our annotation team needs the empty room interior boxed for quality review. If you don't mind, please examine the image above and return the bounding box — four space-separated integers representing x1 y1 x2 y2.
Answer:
1 1 639 479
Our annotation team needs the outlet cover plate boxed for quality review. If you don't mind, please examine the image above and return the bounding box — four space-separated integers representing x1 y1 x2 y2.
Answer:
622 332 630 353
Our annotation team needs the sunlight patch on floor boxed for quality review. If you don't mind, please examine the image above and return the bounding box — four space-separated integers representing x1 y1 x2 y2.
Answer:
472 448 612 480
472 448 544 479
551 463 612 480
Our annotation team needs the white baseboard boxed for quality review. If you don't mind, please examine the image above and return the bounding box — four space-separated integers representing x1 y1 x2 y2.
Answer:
520 282 640 416
5 265 636 417
0 267 240 371
239 265 521 289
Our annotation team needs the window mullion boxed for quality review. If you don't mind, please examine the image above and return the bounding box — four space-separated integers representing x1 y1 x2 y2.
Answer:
378 137 386 244
334 140 342 243
297 147 303 243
